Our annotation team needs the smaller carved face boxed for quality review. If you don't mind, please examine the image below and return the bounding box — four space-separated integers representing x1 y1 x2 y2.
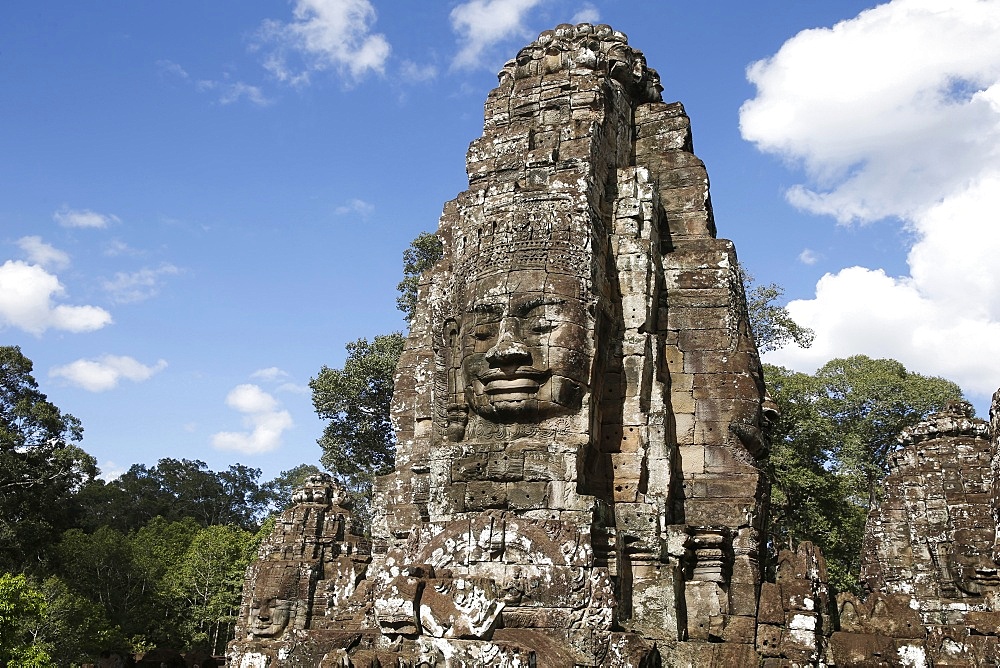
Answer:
248 598 292 637
948 529 1000 596
457 271 591 422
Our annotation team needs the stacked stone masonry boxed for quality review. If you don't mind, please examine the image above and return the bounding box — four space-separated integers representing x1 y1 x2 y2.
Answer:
229 25 1000 667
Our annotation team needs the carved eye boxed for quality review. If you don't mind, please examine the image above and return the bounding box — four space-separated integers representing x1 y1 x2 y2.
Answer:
531 321 555 334
472 326 496 341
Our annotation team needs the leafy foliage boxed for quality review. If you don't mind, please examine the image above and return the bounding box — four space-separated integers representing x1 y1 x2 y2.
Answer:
52 517 256 653
169 524 257 654
54 527 155 638
311 333 404 502
0 345 96 573
32 576 126 665
0 572 54 667
395 232 444 321
765 356 963 592
77 458 273 533
740 269 815 353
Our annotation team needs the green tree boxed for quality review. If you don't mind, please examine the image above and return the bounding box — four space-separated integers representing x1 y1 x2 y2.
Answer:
54 527 151 639
128 517 201 646
740 269 815 353
0 346 96 573
311 333 404 503
53 518 218 651
0 572 54 667
396 231 444 321
31 576 126 666
77 459 272 533
765 356 963 592
169 525 255 654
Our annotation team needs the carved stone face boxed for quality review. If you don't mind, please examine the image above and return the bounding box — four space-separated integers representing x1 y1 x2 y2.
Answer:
458 270 590 422
248 597 292 637
948 529 1000 596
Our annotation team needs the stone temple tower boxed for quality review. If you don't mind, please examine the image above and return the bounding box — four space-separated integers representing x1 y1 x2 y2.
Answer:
230 23 774 667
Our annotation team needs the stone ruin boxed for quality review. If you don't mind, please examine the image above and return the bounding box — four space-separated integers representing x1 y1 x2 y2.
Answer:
229 24 1000 667
835 400 1000 666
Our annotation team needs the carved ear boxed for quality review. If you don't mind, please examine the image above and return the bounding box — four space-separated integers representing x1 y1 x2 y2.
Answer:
444 318 460 344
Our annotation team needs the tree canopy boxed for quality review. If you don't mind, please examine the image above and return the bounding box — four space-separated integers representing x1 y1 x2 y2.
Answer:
741 268 815 353
310 333 404 502
395 231 444 321
0 345 96 573
765 356 963 592
0 572 54 667
264 463 323 511
76 458 273 533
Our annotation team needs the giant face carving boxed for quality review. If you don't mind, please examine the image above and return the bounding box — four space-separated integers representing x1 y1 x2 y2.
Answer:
248 597 293 637
244 561 301 638
948 528 1000 596
457 270 591 422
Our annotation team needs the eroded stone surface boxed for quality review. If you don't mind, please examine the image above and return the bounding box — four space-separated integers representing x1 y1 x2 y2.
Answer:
836 401 1000 666
230 23 771 667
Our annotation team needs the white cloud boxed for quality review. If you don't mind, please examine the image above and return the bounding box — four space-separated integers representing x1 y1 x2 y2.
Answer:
798 249 819 266
251 366 290 381
399 60 438 83
250 368 309 394
98 460 127 481
212 384 294 454
17 236 70 270
197 79 272 106
335 198 374 216
53 207 119 229
102 264 180 304
743 0 1000 400
159 57 270 106
156 59 190 80
50 355 167 392
0 260 112 335
103 240 141 257
740 0 1000 224
450 0 545 70
572 4 600 24
258 0 391 84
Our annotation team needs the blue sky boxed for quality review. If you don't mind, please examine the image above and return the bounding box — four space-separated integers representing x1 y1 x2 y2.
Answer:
3 0 999 481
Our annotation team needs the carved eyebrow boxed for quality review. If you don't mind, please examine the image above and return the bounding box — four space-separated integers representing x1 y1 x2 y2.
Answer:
469 301 503 314
512 296 566 317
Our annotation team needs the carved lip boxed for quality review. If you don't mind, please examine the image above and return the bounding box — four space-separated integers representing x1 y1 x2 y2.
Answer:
480 368 549 395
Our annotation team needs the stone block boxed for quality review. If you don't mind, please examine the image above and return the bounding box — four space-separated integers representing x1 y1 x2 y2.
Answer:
756 623 783 657
685 580 726 640
729 582 759 617
721 614 756 643
828 632 901 667
373 576 423 636
677 445 704 477
507 482 550 510
522 450 570 481
684 498 753 528
675 413 696 446
464 482 508 510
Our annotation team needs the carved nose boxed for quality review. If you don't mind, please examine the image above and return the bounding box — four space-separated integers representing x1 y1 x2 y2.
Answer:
486 322 531 367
